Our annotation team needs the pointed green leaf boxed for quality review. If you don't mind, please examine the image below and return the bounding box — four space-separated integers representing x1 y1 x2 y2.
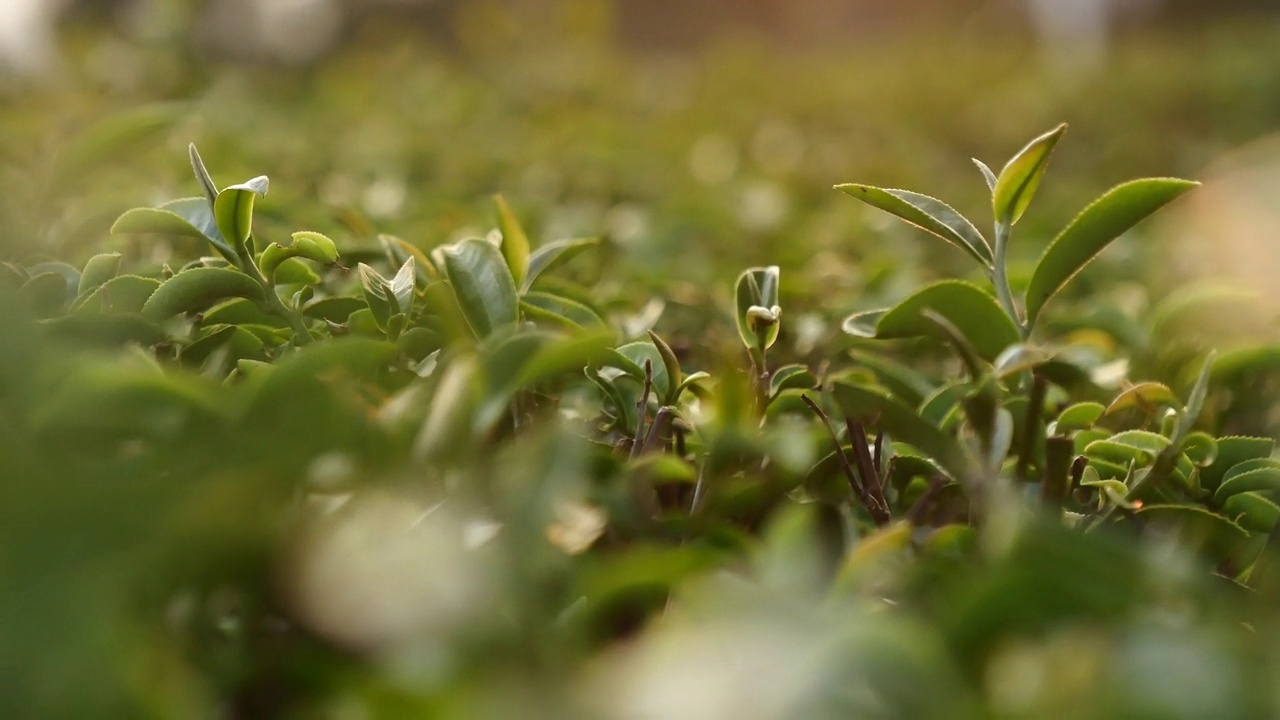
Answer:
1201 436 1274 491
972 158 998 193
993 123 1066 225
524 237 599 292
189 143 218 208
1024 177 1198 324
615 340 671 400
73 274 160 314
389 257 416 312
1104 382 1179 416
76 252 122 297
1055 402 1105 432
875 280 1019 361
141 267 264 322
769 364 815 399
647 330 683 402
1084 430 1171 465
1214 459 1280 503
494 195 531 289
112 197 235 261
835 184 992 266
441 238 520 340
1224 492 1279 534
841 308 886 338
523 291 606 328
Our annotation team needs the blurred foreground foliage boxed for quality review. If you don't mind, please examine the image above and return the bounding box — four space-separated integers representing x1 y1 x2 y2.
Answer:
6 5 1280 718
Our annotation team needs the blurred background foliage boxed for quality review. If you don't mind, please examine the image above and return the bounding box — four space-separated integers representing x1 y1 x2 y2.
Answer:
5 0 1280 717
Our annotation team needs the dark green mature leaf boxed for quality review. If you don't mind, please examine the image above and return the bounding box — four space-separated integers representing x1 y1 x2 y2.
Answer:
141 267 264 322
614 340 671 400
524 237 599 293
1055 402 1105 432
646 330 683 402
830 380 977 486
524 291 606 328
112 197 234 261
1214 459 1280 503
835 184 992 266
442 239 520 340
213 176 269 253
1084 430 1171 465
1224 492 1279 534
875 280 1019 361
73 275 160 314
76 253 122 298
1201 436 1274 491
1024 178 1198 325
992 123 1066 225
495 195 531 289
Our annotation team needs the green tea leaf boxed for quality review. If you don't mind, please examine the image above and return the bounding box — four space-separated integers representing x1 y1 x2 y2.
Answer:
76 253 122 298
835 184 992 266
1024 178 1198 325
112 197 234 261
441 239 519 340
1214 459 1280 502
646 330 683 402
524 237 599 292
1223 492 1279 534
875 280 1019 361
523 291 607 328
972 158 998 193
769 364 816 399
141 267 264 322
188 143 219 208
72 275 160 314
993 123 1066 225
213 176 269 253
1055 402 1105 432
494 195 531 289
734 266 781 351
1104 382 1179 416
1201 436 1274 491
289 231 340 264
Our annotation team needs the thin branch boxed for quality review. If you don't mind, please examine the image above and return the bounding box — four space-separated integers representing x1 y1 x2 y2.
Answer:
630 359 654 460
801 394 890 525
845 416 890 519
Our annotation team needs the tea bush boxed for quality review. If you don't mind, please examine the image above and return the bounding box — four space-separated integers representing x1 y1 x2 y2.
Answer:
8 119 1280 718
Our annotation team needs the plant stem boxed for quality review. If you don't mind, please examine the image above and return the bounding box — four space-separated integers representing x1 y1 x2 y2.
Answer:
1016 372 1047 482
241 247 314 345
992 221 1026 339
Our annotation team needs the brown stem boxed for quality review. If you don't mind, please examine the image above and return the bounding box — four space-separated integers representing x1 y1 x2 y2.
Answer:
845 416 890 518
801 394 890 525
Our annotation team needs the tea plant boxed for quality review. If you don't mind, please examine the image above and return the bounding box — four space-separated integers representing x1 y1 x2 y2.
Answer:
8 126 1280 718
